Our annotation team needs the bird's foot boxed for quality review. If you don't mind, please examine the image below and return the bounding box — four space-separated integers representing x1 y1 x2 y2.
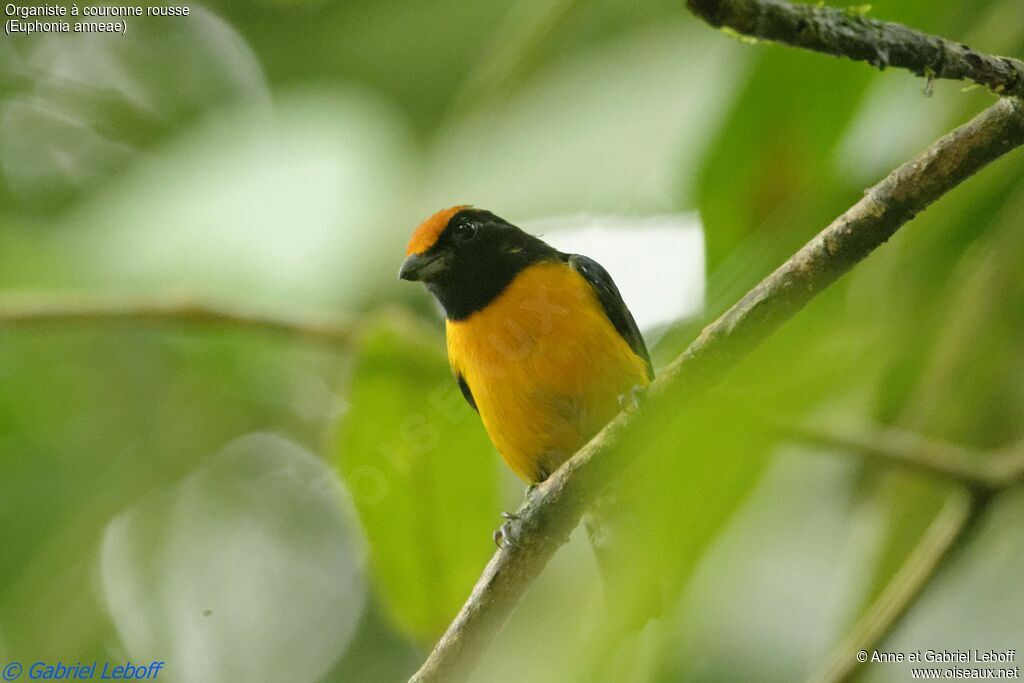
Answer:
618 384 647 414
493 511 524 548
496 478 548 547
494 512 521 549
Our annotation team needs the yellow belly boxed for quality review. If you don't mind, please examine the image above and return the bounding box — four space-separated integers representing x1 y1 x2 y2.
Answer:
446 261 650 483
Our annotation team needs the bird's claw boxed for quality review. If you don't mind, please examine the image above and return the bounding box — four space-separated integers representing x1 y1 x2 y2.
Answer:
494 513 520 548
618 384 647 413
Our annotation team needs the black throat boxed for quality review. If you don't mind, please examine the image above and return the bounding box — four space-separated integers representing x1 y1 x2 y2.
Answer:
427 249 558 320
422 211 560 321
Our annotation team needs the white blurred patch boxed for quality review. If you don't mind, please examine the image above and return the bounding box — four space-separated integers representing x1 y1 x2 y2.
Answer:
670 446 879 681
524 213 705 334
99 433 365 683
834 77 960 184
424 22 746 215
64 87 415 314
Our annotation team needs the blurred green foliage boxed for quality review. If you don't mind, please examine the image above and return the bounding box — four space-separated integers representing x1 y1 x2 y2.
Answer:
1 0 1023 681
334 317 497 642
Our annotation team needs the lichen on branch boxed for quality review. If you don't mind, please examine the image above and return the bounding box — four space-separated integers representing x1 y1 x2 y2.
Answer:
687 0 1024 97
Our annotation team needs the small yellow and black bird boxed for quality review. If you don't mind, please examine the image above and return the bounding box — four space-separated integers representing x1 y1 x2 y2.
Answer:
399 205 653 486
400 205 660 624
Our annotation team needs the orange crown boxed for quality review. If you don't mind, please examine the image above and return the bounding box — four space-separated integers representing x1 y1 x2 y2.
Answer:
406 205 470 255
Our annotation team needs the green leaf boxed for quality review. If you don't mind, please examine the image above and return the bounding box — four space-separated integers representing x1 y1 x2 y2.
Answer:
333 315 500 642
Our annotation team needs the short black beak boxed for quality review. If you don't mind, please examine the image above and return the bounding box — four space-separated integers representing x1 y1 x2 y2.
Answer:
399 252 448 282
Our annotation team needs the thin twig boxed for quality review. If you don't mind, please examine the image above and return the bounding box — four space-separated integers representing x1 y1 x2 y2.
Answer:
784 425 1020 492
408 97 1024 683
0 293 354 347
686 0 1024 98
446 0 583 116
983 446 1024 491
808 491 978 683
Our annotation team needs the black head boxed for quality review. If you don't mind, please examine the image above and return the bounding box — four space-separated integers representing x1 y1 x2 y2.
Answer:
399 207 559 320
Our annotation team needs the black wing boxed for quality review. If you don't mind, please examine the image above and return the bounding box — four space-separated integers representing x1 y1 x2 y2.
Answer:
566 254 654 380
456 373 478 412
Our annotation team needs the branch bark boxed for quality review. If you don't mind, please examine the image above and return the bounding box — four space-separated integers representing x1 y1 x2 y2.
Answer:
0 293 354 347
687 0 1024 98
409 95 1024 682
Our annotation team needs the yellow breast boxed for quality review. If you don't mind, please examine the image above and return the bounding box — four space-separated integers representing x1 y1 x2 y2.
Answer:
446 261 650 482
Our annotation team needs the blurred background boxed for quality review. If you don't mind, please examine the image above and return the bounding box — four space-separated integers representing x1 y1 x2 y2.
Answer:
1 0 1023 681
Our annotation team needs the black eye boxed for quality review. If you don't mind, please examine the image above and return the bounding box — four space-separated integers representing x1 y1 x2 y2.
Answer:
452 221 479 242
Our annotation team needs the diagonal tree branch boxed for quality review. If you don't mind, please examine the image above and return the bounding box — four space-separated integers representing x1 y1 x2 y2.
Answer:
0 293 354 347
408 95 1024 683
687 0 1024 98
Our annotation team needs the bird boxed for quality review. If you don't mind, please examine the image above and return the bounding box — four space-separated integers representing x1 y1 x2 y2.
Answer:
400 205 661 625
399 206 653 489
